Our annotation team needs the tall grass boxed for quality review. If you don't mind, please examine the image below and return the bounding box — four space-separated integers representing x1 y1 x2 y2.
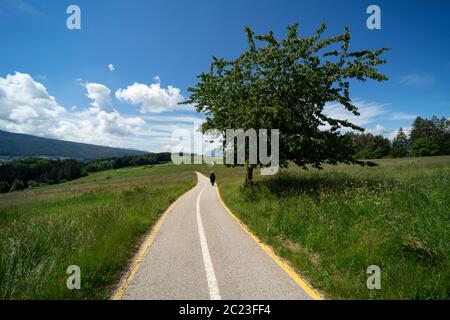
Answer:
0 164 196 299
202 156 450 299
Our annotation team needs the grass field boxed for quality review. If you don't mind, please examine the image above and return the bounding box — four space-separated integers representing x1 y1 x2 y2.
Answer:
0 164 196 299
201 156 450 299
1 157 448 300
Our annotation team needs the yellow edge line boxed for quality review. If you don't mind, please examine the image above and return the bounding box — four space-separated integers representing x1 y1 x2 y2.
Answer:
214 180 324 301
110 186 194 300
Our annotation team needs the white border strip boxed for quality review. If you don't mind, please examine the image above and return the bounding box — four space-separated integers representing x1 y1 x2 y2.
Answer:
196 181 221 300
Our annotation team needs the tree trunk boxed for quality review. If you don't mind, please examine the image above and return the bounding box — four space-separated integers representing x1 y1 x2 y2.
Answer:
245 164 254 186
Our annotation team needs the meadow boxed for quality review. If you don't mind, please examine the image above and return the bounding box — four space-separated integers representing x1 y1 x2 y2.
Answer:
0 164 196 299
201 156 450 299
1 157 448 300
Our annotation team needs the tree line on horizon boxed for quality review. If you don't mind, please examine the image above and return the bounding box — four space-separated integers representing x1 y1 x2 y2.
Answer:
1 115 448 194
0 153 172 193
348 115 450 160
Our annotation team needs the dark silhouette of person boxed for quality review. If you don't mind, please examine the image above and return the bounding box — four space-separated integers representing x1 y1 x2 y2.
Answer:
209 172 216 186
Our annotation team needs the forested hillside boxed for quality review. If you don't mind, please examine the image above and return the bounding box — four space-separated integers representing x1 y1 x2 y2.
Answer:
0 130 147 161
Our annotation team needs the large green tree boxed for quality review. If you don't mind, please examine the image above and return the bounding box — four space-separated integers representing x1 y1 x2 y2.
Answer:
184 24 388 183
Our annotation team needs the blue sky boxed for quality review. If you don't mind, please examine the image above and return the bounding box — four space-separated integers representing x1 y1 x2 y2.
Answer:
0 0 449 151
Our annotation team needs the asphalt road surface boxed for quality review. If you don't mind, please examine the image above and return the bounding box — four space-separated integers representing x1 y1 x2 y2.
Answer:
123 172 313 300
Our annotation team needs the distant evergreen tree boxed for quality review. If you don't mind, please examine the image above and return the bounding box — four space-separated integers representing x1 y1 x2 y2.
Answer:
410 137 440 157
391 127 409 158
410 117 433 143
350 133 391 159
368 135 391 159
435 117 450 155
410 116 449 156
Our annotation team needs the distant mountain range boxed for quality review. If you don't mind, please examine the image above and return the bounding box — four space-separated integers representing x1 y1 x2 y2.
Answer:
0 130 148 161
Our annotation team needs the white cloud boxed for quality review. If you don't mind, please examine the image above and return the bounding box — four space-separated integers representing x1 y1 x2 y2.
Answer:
85 82 114 112
322 100 421 140
323 100 387 128
0 73 145 149
388 112 417 121
0 72 65 127
140 114 203 124
7 73 419 153
0 0 45 18
115 80 183 113
323 100 420 138
366 124 388 136
108 64 115 72
399 73 435 87
0 72 203 152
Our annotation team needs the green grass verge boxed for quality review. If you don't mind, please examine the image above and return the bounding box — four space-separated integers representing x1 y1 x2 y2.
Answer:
201 156 450 299
0 163 196 299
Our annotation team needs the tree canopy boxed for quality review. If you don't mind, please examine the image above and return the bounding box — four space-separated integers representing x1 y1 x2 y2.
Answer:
410 116 450 156
185 24 387 181
349 133 391 159
184 23 388 183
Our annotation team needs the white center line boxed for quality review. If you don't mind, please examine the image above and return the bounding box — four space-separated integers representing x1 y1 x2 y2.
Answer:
196 181 221 300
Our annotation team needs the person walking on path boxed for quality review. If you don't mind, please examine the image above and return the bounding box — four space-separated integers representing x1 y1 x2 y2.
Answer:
209 172 216 186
